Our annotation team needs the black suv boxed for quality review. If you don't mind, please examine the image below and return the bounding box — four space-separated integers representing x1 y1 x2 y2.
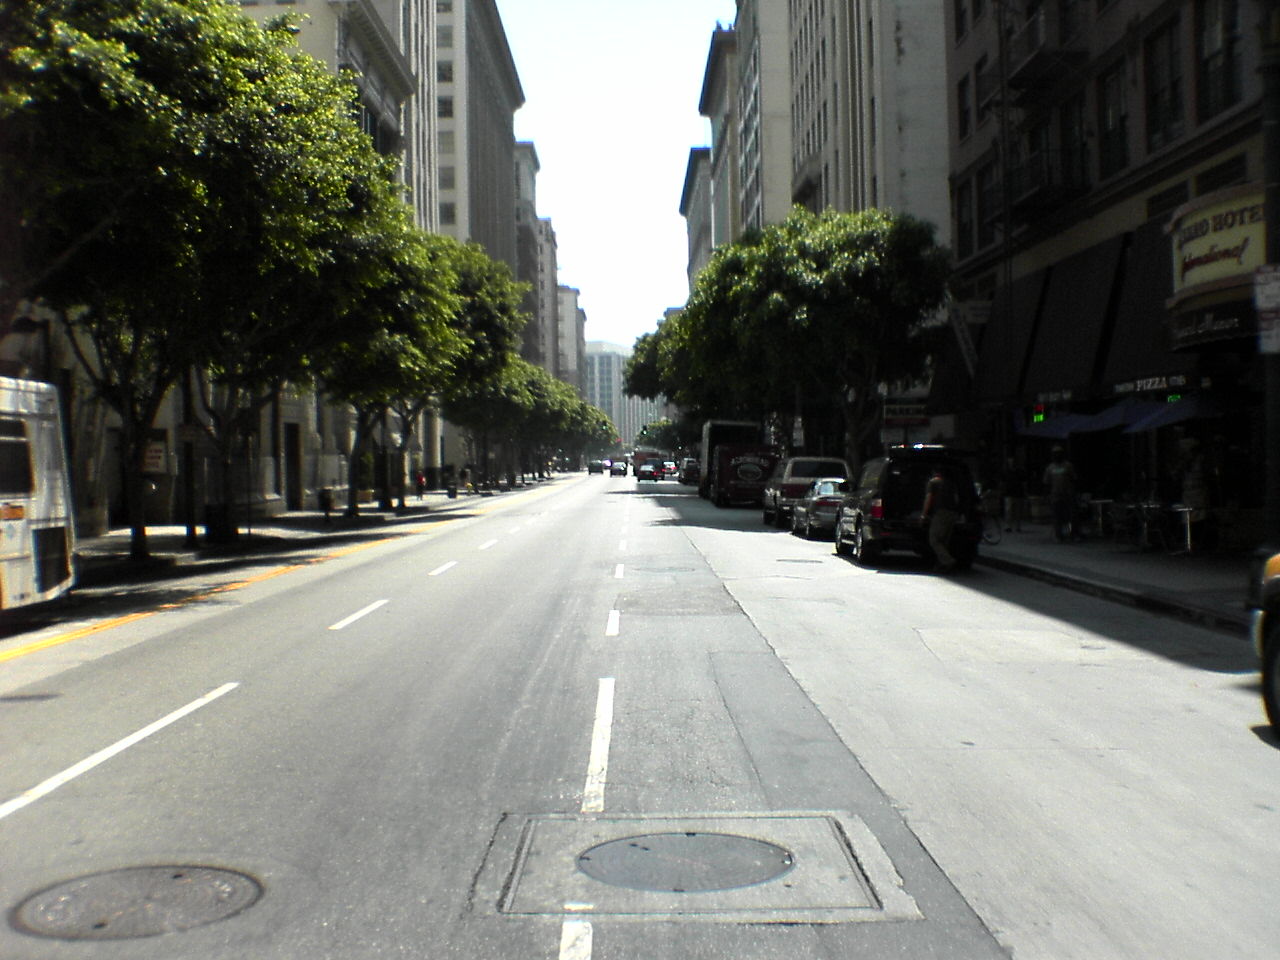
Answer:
1248 549 1280 728
834 445 982 568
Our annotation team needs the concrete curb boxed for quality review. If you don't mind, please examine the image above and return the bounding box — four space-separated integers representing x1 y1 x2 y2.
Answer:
976 553 1249 636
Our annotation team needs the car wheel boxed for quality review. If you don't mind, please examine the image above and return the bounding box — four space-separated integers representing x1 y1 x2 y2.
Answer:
853 522 881 566
790 510 802 535
803 515 815 540
1264 620 1280 728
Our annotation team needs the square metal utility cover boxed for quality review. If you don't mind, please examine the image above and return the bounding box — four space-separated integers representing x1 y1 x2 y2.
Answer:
497 811 919 923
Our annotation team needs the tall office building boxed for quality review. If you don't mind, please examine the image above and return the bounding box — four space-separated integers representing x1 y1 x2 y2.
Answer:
434 0 523 269
585 343 666 448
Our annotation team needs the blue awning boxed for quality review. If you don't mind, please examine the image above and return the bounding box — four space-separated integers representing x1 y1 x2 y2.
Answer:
1123 394 1231 433
1073 397 1169 433
1017 414 1095 439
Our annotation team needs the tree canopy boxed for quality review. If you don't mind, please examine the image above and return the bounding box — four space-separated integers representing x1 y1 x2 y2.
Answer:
658 206 951 465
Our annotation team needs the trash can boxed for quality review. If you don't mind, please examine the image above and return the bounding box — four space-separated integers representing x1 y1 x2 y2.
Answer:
318 487 334 517
446 485 458 499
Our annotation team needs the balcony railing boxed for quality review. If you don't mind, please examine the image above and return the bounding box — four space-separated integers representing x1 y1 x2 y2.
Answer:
1007 4 1087 94
1009 149 1089 218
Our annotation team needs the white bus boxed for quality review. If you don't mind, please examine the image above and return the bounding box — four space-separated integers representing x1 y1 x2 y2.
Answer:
0 376 75 610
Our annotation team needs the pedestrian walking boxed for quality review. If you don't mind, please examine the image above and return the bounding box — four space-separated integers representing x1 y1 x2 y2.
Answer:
1043 446 1079 542
1001 456 1027 532
922 466 959 571
414 469 427 499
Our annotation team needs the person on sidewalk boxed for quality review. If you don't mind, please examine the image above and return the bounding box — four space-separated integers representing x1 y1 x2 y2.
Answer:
1001 455 1026 532
1043 446 1079 542
922 466 959 571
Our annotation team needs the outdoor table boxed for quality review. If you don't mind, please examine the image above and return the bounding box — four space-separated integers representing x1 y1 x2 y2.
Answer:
1170 505 1195 554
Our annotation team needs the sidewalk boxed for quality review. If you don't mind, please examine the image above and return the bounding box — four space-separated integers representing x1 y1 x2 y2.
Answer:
72 485 518 589
976 522 1252 635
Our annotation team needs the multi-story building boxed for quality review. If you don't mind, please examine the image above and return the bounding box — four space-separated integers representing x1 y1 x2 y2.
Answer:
790 0 949 240
584 343 667 448
434 0 523 268
513 141 546 367
557 285 587 396
734 0 795 232
680 147 714 288
534 219 561 378
944 0 1264 517
699 26 742 247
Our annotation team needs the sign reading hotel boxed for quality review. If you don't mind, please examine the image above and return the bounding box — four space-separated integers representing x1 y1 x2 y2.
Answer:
1169 185 1266 303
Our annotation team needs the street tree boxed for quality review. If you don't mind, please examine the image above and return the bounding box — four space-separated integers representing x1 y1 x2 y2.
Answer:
679 206 950 467
3 0 385 556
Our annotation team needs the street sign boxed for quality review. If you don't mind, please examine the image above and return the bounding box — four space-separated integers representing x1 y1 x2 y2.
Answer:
1257 266 1280 354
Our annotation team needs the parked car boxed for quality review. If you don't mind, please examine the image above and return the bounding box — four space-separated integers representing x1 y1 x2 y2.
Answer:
587 459 605 474
790 478 846 539
678 457 701 485
763 456 851 527
834 445 981 568
637 459 664 481
1249 548 1280 727
609 460 628 476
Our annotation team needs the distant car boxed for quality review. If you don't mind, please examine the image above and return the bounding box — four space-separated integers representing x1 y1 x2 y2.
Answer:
609 460 628 476
763 456 852 527
663 460 678 480
678 458 701 485
587 459 605 474
1249 549 1280 727
790 478 846 539
637 459 664 481
834 445 981 568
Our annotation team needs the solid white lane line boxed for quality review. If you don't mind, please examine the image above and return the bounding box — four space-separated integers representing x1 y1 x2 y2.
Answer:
428 561 458 577
559 918 593 960
605 610 621 637
581 677 615 814
614 564 624 579
328 599 389 631
478 539 498 550
0 683 240 822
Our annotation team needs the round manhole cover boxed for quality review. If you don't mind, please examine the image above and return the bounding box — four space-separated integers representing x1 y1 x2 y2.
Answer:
576 832 795 893
14 866 262 940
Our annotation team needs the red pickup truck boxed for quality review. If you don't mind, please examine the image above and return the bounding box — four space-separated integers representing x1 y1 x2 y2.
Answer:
761 456 852 527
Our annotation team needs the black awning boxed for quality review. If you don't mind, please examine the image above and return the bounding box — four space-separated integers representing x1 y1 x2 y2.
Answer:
974 269 1047 404
1022 236 1124 401
1103 220 1197 387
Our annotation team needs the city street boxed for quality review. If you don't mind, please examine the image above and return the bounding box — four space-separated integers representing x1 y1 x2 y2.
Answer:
0 473 1275 959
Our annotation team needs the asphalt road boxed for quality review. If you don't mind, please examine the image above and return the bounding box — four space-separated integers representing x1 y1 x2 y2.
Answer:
0 474 1275 959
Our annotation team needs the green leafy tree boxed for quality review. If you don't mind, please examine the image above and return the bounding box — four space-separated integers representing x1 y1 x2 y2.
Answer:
680 207 950 468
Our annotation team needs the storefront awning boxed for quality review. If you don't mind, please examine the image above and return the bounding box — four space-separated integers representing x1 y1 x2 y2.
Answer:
1123 393 1232 433
1022 237 1124 401
974 270 1047 404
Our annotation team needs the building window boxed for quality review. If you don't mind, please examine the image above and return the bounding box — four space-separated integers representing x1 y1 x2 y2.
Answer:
1098 61 1129 178
957 75 971 140
1196 0 1240 121
439 202 456 225
975 55 993 125
437 61 453 83
1145 18 1183 151
437 130 455 155
976 161 1000 249
954 0 968 40
437 1 452 11
438 165 455 190
437 96 453 118
437 25 452 48
955 179 975 259
1059 92 1089 189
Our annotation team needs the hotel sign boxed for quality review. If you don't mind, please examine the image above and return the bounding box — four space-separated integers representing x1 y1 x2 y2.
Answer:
1169 186 1266 301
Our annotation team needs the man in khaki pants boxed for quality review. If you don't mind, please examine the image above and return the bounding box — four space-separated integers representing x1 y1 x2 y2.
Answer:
922 467 959 572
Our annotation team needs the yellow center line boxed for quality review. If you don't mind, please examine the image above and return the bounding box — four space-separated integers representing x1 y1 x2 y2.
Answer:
0 482 566 665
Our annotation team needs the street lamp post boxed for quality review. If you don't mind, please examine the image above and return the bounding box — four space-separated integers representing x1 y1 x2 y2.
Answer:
1263 5 1280 550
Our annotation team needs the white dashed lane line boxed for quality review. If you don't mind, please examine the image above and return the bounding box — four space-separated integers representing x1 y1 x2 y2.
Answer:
428 561 458 577
478 539 498 551
328 599 389 631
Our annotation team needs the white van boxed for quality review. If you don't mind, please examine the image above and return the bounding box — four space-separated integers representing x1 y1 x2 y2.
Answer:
0 377 75 609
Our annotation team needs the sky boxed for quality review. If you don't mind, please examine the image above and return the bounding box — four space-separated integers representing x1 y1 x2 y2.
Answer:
493 0 739 350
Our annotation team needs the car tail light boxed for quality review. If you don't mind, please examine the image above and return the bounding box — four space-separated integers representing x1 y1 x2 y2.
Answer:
869 499 884 520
